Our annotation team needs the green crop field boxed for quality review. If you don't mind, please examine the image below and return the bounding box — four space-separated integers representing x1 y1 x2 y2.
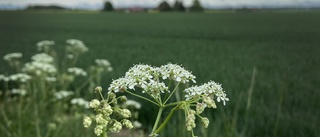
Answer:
0 11 319 137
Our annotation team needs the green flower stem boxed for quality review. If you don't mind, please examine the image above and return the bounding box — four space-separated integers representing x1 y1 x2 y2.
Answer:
101 132 107 137
151 107 163 134
154 104 181 134
99 91 105 100
164 82 180 104
126 90 160 107
164 101 185 107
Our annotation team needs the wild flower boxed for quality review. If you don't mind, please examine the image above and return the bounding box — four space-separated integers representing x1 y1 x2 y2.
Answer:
8 73 32 82
71 98 89 109
22 61 57 75
66 39 88 53
124 100 141 109
1 39 113 137
22 53 56 75
95 59 113 72
184 81 229 105
68 67 87 76
3 52 22 61
10 88 27 96
31 53 54 63
37 40 55 51
0 74 9 82
45 77 57 82
107 63 228 137
158 63 196 83
54 91 74 100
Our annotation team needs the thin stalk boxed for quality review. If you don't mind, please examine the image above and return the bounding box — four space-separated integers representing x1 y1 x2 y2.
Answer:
99 91 105 100
241 67 257 136
154 104 180 134
33 82 42 137
164 101 185 107
0 122 12 137
151 107 163 134
77 78 90 91
164 82 180 104
126 90 159 107
18 96 22 137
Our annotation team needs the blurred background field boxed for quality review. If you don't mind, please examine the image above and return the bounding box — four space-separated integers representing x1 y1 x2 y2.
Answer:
0 11 319 137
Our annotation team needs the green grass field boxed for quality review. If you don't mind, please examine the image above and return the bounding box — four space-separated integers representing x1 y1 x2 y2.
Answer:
0 11 319 137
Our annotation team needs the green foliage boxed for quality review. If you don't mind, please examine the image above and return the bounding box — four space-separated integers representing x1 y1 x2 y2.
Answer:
0 11 319 137
173 0 185 12
190 0 203 12
103 1 114 11
157 1 172 12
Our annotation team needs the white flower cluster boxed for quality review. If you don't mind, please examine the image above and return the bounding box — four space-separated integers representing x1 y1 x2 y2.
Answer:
159 63 196 83
67 67 87 76
22 53 57 75
66 39 88 53
3 52 22 61
0 74 8 81
54 91 74 100
31 53 54 63
37 40 55 51
184 81 229 105
45 77 57 82
71 98 89 109
108 63 196 98
124 100 141 109
6 73 32 82
10 88 27 96
95 59 113 72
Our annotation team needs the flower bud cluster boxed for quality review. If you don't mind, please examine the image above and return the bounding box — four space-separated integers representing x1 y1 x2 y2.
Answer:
201 117 209 128
110 121 122 133
186 109 196 131
196 103 206 114
122 119 133 129
84 87 133 136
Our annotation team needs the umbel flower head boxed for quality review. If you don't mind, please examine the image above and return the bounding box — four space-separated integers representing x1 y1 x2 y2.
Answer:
108 63 196 98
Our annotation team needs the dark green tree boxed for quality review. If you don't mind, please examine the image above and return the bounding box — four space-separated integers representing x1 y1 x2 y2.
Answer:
157 1 172 12
103 1 114 11
190 0 203 12
173 0 185 12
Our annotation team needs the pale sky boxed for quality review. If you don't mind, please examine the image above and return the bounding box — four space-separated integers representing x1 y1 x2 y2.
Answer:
1 0 320 9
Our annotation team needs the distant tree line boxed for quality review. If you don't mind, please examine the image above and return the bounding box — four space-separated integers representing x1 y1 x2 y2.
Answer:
102 0 204 12
25 5 67 10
